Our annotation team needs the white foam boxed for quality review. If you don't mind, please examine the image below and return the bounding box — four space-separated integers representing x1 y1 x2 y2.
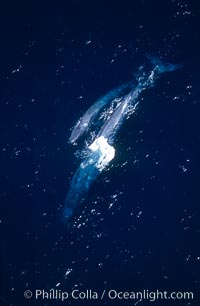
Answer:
89 136 115 170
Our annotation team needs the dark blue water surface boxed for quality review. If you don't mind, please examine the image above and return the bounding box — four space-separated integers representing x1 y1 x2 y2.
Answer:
0 1 200 305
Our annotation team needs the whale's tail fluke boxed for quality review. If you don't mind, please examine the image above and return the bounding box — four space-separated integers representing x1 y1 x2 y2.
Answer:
146 54 183 73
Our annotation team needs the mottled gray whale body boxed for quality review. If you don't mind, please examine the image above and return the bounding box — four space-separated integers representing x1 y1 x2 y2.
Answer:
97 96 131 142
63 58 180 223
69 82 133 143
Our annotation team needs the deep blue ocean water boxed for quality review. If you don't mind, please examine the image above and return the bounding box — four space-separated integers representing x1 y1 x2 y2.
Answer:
0 1 200 305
